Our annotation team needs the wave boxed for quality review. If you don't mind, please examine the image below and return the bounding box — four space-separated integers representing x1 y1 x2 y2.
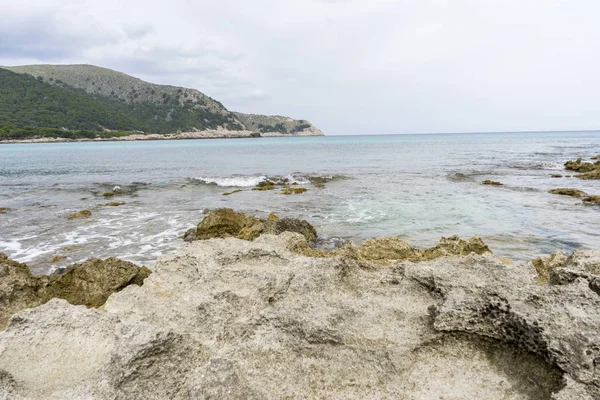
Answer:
190 175 268 187
509 162 564 170
190 173 349 188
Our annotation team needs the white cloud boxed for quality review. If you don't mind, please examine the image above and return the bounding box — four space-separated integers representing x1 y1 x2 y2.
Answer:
1 0 599 134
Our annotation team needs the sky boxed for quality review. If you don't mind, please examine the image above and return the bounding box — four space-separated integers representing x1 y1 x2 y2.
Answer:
1 0 599 135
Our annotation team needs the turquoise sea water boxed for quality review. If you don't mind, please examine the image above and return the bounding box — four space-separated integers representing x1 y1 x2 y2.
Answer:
1 132 599 273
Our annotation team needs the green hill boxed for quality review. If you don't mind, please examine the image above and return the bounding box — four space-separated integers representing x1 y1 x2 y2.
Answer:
0 64 323 140
0 68 145 136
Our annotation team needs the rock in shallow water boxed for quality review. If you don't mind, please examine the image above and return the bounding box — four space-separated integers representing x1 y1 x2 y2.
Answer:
0 235 598 399
189 208 318 244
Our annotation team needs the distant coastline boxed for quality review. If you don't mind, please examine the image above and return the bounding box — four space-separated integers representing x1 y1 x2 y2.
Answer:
0 128 324 144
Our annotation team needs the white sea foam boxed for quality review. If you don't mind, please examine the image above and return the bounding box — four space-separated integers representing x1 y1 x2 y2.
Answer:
192 175 267 187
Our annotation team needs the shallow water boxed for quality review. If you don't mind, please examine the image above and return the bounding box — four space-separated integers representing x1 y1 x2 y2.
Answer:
1 132 599 274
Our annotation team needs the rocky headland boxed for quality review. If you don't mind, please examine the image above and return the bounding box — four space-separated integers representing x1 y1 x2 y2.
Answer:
0 210 599 399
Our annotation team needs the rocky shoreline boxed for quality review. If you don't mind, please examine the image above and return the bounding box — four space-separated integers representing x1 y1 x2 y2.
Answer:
0 209 599 399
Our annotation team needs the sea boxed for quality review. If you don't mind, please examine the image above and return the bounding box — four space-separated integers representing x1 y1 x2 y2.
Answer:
1 131 599 274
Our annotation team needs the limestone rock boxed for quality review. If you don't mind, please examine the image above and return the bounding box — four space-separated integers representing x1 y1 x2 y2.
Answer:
550 249 600 294
405 251 600 399
0 238 597 398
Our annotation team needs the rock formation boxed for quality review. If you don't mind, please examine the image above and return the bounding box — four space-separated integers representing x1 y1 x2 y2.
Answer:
564 157 600 180
184 208 317 244
0 232 598 399
0 253 151 330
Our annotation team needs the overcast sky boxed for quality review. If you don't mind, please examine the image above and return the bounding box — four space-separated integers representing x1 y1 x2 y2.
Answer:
1 0 599 135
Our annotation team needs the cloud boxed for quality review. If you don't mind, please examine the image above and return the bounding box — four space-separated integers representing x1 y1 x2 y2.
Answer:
1 0 600 134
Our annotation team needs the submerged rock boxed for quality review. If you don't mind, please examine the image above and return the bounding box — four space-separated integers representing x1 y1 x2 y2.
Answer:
551 174 563 178
0 236 596 399
583 195 600 205
66 209 92 220
98 201 126 207
281 187 308 195
0 253 150 330
548 188 588 198
482 180 503 186
251 184 275 191
0 208 8 214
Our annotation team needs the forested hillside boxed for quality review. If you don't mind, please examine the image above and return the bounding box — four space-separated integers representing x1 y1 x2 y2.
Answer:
0 64 323 140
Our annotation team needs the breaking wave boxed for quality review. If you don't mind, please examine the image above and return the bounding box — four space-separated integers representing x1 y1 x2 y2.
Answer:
190 173 348 187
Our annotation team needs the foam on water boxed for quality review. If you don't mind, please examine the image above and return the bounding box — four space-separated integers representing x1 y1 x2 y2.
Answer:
191 175 267 187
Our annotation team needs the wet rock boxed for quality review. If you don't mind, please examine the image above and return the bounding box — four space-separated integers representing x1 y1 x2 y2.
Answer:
0 253 150 330
222 189 243 196
0 208 8 214
583 195 600 205
51 255 67 264
551 174 563 178
549 250 600 295
0 236 590 399
564 158 598 173
482 180 503 186
592 154 600 160
548 188 588 198
195 208 257 240
67 209 92 220
579 169 600 180
98 201 126 207
187 209 317 244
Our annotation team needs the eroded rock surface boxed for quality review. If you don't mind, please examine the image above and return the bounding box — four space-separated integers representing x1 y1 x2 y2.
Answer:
0 235 596 399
